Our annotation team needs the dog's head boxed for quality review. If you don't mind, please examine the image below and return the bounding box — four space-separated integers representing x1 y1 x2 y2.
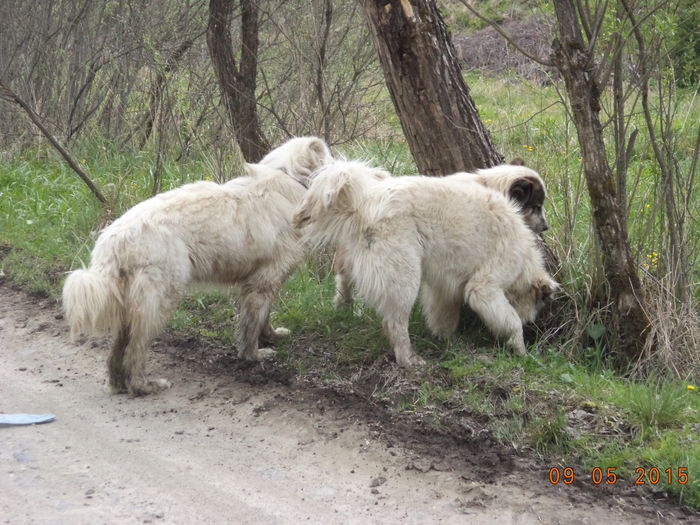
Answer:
473 163 549 234
509 276 559 324
293 161 387 231
259 136 333 181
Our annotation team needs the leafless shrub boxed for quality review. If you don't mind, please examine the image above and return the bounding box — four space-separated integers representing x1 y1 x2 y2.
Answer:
452 17 558 82
635 274 700 380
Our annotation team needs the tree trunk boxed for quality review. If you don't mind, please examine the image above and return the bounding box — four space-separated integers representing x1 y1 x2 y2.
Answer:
550 0 651 364
357 0 502 175
207 0 269 162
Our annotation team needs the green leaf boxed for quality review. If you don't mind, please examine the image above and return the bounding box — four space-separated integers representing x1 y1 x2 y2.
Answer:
586 323 606 342
560 373 574 383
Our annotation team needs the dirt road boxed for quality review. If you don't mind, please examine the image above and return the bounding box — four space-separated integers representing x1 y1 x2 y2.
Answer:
0 284 691 524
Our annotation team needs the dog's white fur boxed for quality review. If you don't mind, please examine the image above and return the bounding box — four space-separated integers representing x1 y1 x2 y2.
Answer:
63 137 332 395
295 161 557 366
332 163 549 308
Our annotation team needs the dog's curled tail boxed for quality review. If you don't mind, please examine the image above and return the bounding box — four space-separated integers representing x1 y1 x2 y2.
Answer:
62 267 123 339
294 161 382 248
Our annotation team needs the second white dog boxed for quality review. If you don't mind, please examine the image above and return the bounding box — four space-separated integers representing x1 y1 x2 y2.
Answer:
332 163 549 309
294 161 557 366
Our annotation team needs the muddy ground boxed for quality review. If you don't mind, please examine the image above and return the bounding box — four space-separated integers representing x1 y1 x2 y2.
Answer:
1 282 696 524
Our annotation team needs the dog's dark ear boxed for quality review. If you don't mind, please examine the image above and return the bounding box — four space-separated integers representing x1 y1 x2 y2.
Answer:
509 177 533 206
510 157 526 166
510 176 545 207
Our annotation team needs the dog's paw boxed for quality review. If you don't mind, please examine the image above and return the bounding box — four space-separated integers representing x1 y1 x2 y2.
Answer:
396 353 426 367
508 335 527 356
272 327 290 338
333 294 353 310
255 347 277 360
512 346 527 356
127 378 172 396
153 378 173 390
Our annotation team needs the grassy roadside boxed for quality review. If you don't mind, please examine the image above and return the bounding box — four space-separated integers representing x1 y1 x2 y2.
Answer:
1 76 698 509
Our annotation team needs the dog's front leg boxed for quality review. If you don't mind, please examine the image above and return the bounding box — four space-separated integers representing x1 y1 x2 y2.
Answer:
259 322 290 346
465 283 527 356
237 290 278 361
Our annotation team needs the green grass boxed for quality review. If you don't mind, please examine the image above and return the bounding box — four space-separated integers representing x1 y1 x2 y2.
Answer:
0 144 225 294
1 74 698 508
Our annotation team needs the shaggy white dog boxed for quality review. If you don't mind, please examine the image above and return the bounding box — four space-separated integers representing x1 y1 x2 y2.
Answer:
295 161 557 367
332 163 549 308
63 137 332 395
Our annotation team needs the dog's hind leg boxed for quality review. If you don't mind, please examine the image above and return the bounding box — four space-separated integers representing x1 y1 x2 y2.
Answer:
465 280 526 355
369 266 424 366
334 272 354 309
121 330 173 396
108 325 130 393
420 282 461 338
382 313 424 367
120 271 182 395
333 245 354 309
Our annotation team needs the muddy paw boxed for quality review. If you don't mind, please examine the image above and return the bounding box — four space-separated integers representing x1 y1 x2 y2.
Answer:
109 378 128 395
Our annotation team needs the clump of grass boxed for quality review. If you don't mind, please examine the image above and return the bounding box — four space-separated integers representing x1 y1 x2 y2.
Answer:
641 431 700 508
623 380 691 439
636 280 700 381
530 408 572 455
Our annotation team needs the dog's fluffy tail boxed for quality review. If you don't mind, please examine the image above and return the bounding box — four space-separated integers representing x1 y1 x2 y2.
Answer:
294 161 383 248
62 267 123 339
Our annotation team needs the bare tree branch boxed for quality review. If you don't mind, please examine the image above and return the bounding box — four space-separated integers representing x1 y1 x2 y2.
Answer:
0 80 107 205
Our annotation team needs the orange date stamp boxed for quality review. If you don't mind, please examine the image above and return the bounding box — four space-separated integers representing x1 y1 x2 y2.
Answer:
548 466 689 485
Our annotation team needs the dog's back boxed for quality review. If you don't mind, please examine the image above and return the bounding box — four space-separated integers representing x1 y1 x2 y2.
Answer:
369 176 545 290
